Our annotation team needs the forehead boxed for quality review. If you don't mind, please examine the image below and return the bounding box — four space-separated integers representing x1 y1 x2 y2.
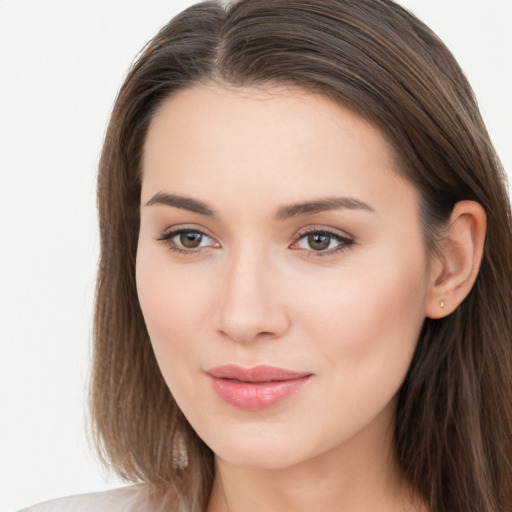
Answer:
141 84 415 218
143 84 392 166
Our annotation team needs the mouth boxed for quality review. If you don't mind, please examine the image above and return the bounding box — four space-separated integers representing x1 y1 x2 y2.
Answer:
206 365 313 410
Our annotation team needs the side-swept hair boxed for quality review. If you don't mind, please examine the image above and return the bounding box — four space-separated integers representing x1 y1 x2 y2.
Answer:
90 1 512 510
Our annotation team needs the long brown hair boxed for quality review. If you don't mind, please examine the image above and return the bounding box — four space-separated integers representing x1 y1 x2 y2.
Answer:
90 1 512 510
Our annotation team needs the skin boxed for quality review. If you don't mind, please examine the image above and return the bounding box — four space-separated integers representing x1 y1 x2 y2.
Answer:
136 84 485 512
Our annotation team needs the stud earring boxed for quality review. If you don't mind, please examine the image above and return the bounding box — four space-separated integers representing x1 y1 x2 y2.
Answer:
440 300 445 309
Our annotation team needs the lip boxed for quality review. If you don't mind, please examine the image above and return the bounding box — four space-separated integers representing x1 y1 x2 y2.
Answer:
206 365 312 410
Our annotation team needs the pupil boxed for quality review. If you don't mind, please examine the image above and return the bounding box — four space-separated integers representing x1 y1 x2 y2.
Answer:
180 231 202 248
308 233 330 251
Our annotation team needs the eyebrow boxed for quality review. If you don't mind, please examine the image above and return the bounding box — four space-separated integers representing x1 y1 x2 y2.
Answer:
145 192 374 219
276 197 374 220
146 192 215 216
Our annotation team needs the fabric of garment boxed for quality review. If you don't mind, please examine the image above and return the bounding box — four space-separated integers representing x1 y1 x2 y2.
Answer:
18 485 149 512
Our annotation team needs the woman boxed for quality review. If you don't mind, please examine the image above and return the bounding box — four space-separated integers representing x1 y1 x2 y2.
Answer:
22 0 512 511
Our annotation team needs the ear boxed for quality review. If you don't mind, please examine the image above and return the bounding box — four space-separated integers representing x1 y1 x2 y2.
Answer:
425 201 486 319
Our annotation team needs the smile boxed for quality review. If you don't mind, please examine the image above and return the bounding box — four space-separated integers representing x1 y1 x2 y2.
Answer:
206 365 312 410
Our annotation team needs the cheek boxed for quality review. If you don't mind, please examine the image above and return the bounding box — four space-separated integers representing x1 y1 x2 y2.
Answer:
293 243 428 388
135 246 212 381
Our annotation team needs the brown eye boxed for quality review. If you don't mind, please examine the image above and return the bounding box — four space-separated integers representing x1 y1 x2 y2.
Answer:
179 231 203 248
307 233 331 251
157 228 217 253
294 229 354 255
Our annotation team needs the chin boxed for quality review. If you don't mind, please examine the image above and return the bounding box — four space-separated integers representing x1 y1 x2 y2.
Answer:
196 422 329 471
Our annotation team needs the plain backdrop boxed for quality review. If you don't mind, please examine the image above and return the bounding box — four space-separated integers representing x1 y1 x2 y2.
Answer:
0 1 510 510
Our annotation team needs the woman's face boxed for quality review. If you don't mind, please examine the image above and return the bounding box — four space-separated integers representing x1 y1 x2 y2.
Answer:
136 85 431 469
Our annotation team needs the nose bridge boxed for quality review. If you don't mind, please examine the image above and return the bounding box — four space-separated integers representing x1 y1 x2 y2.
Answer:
214 241 289 343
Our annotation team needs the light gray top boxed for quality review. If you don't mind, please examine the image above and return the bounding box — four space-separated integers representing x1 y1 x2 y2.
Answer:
18 485 149 512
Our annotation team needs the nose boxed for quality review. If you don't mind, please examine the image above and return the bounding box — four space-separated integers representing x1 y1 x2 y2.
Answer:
213 247 290 344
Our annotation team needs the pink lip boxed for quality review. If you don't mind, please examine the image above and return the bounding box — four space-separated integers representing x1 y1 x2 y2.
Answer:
206 365 312 410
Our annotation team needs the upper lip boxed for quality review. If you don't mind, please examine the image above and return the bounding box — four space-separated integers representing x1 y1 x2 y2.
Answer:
206 364 312 382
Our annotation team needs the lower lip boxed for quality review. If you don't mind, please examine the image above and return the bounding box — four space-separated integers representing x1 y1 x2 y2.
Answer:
208 375 311 410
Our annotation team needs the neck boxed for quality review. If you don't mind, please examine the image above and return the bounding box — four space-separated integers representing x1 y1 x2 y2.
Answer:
207 407 426 512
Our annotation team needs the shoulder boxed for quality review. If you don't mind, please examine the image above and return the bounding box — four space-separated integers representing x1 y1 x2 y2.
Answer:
18 484 148 512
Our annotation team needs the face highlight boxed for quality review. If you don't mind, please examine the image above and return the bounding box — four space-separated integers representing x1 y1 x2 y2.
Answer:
136 85 430 470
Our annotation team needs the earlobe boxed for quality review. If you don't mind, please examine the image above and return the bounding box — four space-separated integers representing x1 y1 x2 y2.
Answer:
425 201 486 319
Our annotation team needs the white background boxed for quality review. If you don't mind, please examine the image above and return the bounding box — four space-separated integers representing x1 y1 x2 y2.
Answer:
0 1 510 510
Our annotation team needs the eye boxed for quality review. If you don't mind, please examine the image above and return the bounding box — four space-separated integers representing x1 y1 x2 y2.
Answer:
157 228 218 254
176 230 206 249
292 229 354 255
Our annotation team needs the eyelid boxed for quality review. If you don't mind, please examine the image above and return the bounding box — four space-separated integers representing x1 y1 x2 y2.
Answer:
293 224 355 241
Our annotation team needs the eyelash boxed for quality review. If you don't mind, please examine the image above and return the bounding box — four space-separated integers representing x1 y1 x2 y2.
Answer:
292 229 354 257
156 227 355 258
157 227 218 256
